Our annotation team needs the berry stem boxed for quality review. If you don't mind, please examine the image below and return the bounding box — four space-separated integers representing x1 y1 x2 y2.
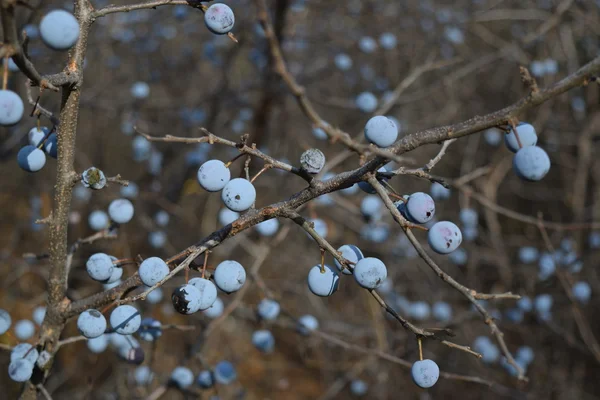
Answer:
250 165 271 183
36 125 56 150
418 337 423 361
320 247 326 274
224 153 245 168
2 57 8 91
201 250 210 279
509 119 523 149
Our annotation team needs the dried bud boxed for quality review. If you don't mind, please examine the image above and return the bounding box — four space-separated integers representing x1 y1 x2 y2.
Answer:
300 149 325 174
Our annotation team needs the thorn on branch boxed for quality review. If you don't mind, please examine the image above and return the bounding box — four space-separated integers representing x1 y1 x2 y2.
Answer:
519 66 539 94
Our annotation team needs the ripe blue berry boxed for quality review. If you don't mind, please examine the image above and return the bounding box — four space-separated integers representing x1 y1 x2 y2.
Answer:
214 260 246 293
353 257 387 289
86 253 114 282
134 365 154 386
8 359 34 382
14 319 35 340
130 81 150 99
334 244 363 275
87 334 109 353
358 167 388 194
252 329 275 353
505 123 537 153
432 301 452 322
411 359 439 388
203 297 224 319
256 219 279 237
139 257 169 287
39 10 80 50
309 218 328 239
516 346 535 365
110 305 141 334
364 116 398 148
358 36 377 53
172 284 203 314
473 336 500 363
221 178 256 212
108 198 134 224
307 265 339 297
0 309 12 334
428 221 462 254
484 128 502 146
0 90 24 126
513 146 550 181
334 53 352 71
171 366 194 388
28 127 49 146
448 247 468 265
572 281 592 304
458 208 478 227
218 208 239 226
11 343 38 364
139 318 162 341
379 32 397 49
197 370 214 389
297 314 319 335
197 160 231 192
214 360 237 384
405 192 435 224
518 247 539 264
350 379 368 396
44 133 58 158
430 182 451 200
517 296 533 312
148 231 167 248
312 126 328 140
204 3 235 35
82 167 107 190
534 294 553 316
77 309 107 338
88 210 109 230
257 298 280 321
360 195 383 221
188 277 218 310
17 145 46 172
409 301 431 320
356 92 378 113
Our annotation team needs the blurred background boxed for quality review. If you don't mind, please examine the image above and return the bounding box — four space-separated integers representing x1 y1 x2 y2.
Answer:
1 0 600 398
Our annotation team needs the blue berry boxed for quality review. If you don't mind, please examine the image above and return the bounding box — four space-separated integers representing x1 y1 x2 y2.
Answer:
458 208 478 227
312 126 328 140
513 146 550 181
432 301 452 322
356 92 378 113
28 127 49 146
405 192 436 224
110 305 141 334
538 252 556 280
204 3 235 35
214 260 246 293
0 309 12 334
148 231 167 248
505 123 537 153
428 221 462 254
39 10 80 50
218 208 239 226
334 53 352 71
17 145 46 172
517 296 533 312
358 36 377 53
534 294 553 315
214 361 237 384
120 182 139 198
134 366 154 385
448 247 468 265
130 81 150 99
86 253 114 282
484 128 502 146
14 320 35 340
77 309 107 338
87 335 108 353
572 281 592 304
297 314 319 335
360 195 383 221
154 210 170 227
256 219 279 237
106 257 123 284
139 257 169 287
44 133 58 158
516 346 535 365
172 284 203 314
197 370 214 388
88 210 109 230
146 287 163 304
8 359 34 382
11 343 38 364
353 257 387 289
197 160 231 192
589 232 600 249
409 301 431 320
252 329 275 353
0 89 25 125
334 244 363 275
221 178 256 212
379 32 397 49
82 167 107 190
518 247 539 264
307 265 339 297
360 223 390 243
364 116 398 148
430 182 451 200
309 218 328 239
132 136 152 161
473 336 500 363
108 198 135 224
350 379 368 396
257 299 280 321
188 277 218 310
171 366 194 388
411 359 439 388
203 297 224 319
358 167 388 194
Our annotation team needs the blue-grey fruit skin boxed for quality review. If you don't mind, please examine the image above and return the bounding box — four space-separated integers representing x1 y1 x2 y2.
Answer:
307 265 339 297
44 133 58 158
17 145 46 172
40 10 80 51
505 122 537 153
350 379 368 396
513 146 550 181
110 305 141 334
257 299 280 320
353 258 387 289
428 221 462 254
411 359 440 388
197 370 214 388
252 329 275 353
204 3 235 35
334 244 363 275
171 366 194 388
0 309 11 334
214 360 237 384
77 309 107 338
